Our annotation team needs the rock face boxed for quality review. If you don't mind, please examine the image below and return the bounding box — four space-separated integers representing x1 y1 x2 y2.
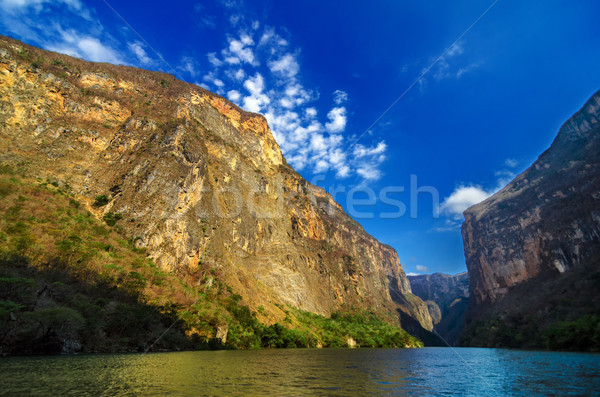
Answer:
408 272 469 345
0 36 432 332
462 90 600 305
461 90 600 349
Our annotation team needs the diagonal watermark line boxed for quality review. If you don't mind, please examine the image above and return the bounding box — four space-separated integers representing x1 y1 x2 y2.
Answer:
432 328 496 389
100 0 185 81
345 0 500 154
94 4 197 396
93 2 501 394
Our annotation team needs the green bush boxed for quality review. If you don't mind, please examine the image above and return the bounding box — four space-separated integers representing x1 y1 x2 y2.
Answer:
543 315 600 351
93 195 109 207
103 212 122 226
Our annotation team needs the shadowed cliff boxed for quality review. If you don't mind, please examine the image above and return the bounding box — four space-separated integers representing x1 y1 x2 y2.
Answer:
461 90 600 350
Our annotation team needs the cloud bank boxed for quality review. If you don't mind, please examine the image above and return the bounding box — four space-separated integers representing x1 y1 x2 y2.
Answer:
197 22 386 180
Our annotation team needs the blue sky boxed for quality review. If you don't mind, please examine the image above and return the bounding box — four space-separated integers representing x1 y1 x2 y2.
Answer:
2 0 600 275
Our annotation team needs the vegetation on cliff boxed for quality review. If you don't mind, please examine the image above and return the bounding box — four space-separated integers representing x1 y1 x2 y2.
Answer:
461 90 600 352
0 166 422 354
461 256 600 352
0 35 434 343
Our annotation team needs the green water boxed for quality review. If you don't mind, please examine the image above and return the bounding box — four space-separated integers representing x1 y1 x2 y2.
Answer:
1 348 599 396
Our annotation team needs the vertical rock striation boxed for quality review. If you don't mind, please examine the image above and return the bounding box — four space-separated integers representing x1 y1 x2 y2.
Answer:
461 90 600 349
408 272 469 345
0 36 432 332
462 90 600 305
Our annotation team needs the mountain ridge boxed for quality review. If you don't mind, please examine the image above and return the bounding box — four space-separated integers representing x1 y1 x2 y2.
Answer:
408 272 469 346
0 35 434 347
461 89 600 350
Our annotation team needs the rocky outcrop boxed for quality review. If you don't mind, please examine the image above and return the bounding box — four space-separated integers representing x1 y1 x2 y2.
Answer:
408 272 469 345
0 36 432 332
461 90 600 349
462 90 600 306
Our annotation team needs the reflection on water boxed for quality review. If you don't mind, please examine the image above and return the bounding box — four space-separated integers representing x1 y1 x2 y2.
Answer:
1 348 599 396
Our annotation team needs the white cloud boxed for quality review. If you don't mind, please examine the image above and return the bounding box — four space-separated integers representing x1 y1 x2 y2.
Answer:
446 42 464 57
416 265 429 273
439 159 521 225
199 24 387 180
180 56 200 77
0 0 87 17
456 63 479 78
233 69 245 81
353 142 386 158
495 170 516 188
242 72 270 112
268 53 299 78
207 52 222 67
325 107 347 133
422 40 481 87
229 14 241 26
333 89 348 105
223 33 257 65
356 164 382 181
128 42 152 66
48 30 123 64
243 72 264 95
441 185 491 218
227 90 241 103
203 71 227 94
0 0 165 69
216 0 241 9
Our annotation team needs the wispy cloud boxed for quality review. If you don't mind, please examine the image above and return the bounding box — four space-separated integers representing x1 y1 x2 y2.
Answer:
46 29 124 64
0 0 156 67
416 264 429 273
419 41 480 91
128 41 153 66
333 89 348 105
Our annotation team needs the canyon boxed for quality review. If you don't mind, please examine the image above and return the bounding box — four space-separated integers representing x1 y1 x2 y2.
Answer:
0 36 433 351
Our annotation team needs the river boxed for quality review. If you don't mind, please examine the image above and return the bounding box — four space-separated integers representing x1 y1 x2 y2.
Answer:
1 347 598 396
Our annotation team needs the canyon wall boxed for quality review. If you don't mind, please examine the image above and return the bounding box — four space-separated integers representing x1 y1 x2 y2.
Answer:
0 36 432 331
461 90 600 349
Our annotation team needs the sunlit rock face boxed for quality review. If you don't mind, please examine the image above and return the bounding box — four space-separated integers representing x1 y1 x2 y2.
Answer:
462 90 600 306
0 36 432 330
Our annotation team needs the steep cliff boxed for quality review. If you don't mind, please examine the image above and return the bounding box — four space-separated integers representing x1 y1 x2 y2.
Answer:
408 272 469 346
461 90 600 350
0 36 432 337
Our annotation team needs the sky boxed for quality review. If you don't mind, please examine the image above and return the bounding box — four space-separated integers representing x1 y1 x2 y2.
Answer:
2 0 600 276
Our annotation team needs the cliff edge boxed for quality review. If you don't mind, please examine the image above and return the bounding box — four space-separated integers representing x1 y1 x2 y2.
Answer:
461 90 600 350
0 36 432 336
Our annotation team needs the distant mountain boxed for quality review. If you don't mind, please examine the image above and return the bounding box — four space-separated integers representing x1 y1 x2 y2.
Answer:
461 90 600 351
408 272 469 346
0 36 431 353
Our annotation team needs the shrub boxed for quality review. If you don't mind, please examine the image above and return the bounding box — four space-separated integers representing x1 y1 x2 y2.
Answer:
103 212 122 226
93 195 109 207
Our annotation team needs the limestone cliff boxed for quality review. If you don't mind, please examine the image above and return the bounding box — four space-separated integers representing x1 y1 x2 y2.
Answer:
0 36 432 332
408 272 469 345
462 90 600 305
461 90 600 349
